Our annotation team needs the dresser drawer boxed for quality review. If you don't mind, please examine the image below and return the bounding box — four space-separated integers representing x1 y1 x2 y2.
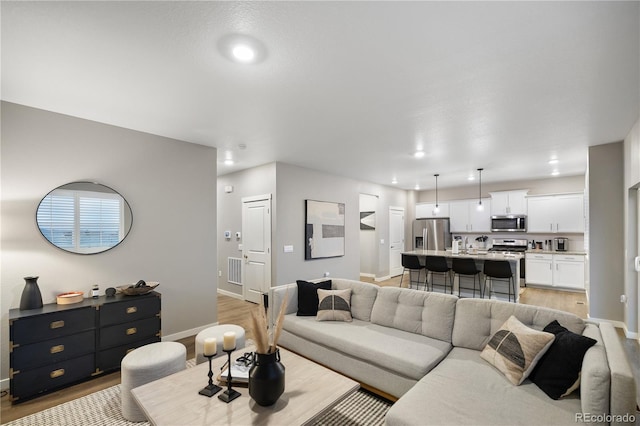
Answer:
11 308 95 346
97 336 160 372
11 353 95 402
99 316 160 349
12 330 95 371
99 295 160 327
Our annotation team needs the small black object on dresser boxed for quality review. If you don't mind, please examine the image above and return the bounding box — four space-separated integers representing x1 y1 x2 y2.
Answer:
9 291 161 403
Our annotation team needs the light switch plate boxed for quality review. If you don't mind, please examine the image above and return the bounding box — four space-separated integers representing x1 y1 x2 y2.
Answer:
284 245 294 253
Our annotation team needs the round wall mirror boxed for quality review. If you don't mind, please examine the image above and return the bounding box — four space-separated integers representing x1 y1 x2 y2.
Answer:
36 182 133 254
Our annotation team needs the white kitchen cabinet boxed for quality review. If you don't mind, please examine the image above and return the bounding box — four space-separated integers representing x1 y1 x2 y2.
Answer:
490 190 529 216
527 193 584 233
450 199 491 232
553 255 586 289
525 253 553 286
525 253 585 290
416 202 449 218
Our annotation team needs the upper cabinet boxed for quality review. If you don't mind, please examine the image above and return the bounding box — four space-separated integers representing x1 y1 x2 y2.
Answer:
489 190 529 216
416 202 449 218
527 193 584 233
449 199 492 233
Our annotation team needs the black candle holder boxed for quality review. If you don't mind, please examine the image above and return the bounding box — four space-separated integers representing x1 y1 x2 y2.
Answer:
198 354 222 397
218 347 241 403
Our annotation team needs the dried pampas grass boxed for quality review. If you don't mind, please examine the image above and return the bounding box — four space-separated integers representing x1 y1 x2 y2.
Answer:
250 289 288 354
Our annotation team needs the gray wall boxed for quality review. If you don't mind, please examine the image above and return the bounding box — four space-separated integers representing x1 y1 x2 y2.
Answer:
1 102 218 383
589 142 625 322
216 163 276 296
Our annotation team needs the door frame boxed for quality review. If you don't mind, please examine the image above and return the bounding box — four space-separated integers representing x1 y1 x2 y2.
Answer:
389 206 405 277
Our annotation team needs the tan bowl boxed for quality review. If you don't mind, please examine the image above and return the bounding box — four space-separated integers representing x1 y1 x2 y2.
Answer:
56 291 84 305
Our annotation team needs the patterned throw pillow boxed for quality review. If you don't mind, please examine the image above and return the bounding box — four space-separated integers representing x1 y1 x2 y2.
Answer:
316 289 352 322
480 315 555 385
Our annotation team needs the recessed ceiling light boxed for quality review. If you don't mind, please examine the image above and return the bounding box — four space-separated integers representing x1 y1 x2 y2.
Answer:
467 175 475 181
551 170 559 176
415 184 420 190
218 34 267 65
232 44 256 63
414 151 425 159
548 159 559 165
224 159 234 166
391 178 398 185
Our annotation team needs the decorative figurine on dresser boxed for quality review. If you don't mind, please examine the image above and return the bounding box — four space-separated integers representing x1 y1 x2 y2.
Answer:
9 282 161 403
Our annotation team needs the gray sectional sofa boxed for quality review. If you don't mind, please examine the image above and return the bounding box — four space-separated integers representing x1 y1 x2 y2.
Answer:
269 278 637 426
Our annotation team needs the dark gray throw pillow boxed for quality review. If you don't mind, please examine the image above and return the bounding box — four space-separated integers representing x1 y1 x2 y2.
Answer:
529 320 597 400
296 280 332 316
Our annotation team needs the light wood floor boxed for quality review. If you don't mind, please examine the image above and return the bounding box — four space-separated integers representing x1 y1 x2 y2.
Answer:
0 280 633 423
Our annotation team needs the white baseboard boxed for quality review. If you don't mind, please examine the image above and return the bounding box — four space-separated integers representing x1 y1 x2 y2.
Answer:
586 316 634 333
217 289 244 300
360 273 375 278
374 275 392 282
162 322 219 342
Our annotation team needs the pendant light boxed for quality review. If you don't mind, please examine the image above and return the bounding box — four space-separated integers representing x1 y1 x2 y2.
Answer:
476 168 484 211
433 174 440 214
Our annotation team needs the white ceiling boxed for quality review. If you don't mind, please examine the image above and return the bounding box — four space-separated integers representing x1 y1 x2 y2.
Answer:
2 1 639 190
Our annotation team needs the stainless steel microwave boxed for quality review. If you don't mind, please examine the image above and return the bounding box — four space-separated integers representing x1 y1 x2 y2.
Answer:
491 215 527 232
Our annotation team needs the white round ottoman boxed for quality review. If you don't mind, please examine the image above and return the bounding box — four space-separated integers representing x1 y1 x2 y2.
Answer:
195 324 246 364
121 341 186 422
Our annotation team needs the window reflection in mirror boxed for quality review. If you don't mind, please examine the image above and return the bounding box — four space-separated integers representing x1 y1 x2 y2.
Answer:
36 182 133 254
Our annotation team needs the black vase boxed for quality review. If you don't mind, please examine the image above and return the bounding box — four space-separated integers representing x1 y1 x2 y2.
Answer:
20 276 43 310
248 349 285 406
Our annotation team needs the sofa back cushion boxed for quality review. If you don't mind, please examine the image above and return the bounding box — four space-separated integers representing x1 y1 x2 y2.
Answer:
329 279 379 321
452 298 585 350
370 287 458 343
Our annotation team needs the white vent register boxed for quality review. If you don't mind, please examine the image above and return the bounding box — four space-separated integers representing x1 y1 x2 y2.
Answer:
228 257 242 285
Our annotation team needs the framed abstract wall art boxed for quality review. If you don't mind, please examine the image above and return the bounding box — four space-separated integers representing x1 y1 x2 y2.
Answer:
305 200 345 259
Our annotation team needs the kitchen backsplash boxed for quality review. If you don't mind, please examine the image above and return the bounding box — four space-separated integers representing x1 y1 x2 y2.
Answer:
453 232 586 252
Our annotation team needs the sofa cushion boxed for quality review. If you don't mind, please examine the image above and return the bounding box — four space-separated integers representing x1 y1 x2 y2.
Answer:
282 314 451 379
331 279 379 322
452 298 585 351
480 315 555 385
316 289 352 322
296 280 331 316
370 287 458 343
385 347 582 426
529 320 597 399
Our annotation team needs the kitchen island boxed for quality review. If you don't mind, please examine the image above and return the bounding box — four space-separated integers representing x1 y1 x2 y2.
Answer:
403 249 523 302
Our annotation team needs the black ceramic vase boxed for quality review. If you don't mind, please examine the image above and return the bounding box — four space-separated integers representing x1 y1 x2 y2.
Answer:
19 276 43 310
248 349 285 406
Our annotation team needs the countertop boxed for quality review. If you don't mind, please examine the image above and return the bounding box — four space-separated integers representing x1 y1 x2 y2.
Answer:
405 249 523 261
525 250 587 256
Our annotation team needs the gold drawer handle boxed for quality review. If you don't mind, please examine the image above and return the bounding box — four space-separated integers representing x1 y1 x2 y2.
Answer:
50 345 64 354
50 320 65 329
126 306 137 314
126 327 137 335
50 369 65 379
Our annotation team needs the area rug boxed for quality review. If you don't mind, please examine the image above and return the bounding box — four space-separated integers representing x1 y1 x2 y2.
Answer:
3 383 391 426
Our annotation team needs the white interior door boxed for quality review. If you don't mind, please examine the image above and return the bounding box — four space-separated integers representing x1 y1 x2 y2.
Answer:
242 194 272 304
389 207 405 277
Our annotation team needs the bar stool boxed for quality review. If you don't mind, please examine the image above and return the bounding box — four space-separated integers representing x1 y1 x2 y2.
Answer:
483 260 516 302
452 257 482 298
425 255 452 294
400 254 427 290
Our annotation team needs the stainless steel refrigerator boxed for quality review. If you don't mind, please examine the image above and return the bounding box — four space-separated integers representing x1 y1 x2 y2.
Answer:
413 218 451 251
